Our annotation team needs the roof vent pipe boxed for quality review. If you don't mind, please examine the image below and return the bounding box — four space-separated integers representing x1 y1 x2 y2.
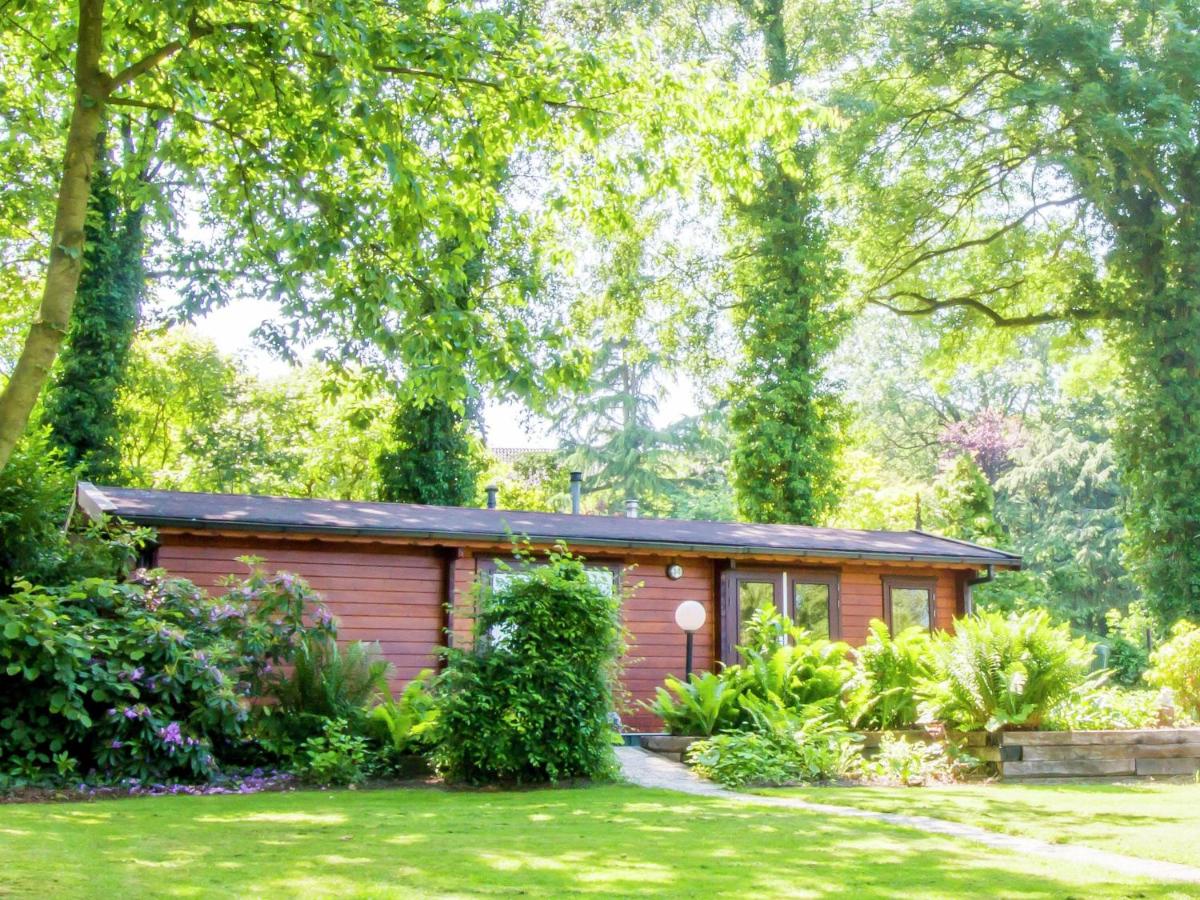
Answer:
625 498 639 518
569 471 583 515
485 485 499 510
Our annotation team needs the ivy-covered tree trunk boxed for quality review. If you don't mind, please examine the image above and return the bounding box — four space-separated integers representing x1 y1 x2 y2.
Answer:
1116 203 1200 623
44 137 146 481
376 396 481 506
0 0 108 470
728 0 844 525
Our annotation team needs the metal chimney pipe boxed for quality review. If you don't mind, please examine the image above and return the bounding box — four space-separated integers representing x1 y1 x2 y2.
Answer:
625 498 639 518
485 485 498 510
569 471 583 514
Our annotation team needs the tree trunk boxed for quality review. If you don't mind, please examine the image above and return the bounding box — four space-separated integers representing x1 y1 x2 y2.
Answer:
0 0 108 470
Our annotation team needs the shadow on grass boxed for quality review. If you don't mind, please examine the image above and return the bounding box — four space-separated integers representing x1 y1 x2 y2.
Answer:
0 785 1182 898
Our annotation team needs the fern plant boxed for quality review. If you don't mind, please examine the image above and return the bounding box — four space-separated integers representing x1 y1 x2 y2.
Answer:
272 634 392 729
646 672 743 736
370 669 439 754
919 610 1091 732
848 620 933 730
729 611 855 719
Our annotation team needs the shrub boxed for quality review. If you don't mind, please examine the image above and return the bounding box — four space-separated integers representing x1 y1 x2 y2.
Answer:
919 610 1091 732
1146 621 1200 718
265 634 391 744
1102 601 1156 687
0 564 333 785
433 546 623 784
860 734 976 786
296 718 370 786
0 429 147 592
646 672 743 736
1044 677 1161 731
848 620 933 730
687 702 860 788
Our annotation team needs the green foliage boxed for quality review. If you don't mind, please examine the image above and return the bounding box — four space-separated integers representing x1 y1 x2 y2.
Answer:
646 672 743 737
1146 621 1200 719
919 610 1092 733
687 705 860 789
848 621 934 731
860 735 976 786
1102 601 1156 688
377 395 483 506
266 635 391 743
369 670 439 759
0 428 146 593
928 455 1003 544
1044 678 1160 732
296 718 370 787
43 150 144 483
0 564 333 785
728 145 845 525
730 608 856 718
433 546 623 784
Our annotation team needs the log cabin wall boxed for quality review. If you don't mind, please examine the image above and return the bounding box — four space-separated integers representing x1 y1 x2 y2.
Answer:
153 532 966 732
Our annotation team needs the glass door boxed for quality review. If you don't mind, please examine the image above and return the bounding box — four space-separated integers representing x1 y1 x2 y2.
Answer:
720 570 783 663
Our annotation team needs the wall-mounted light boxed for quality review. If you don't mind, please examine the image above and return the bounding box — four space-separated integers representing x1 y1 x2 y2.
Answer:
674 600 706 678
666 563 684 580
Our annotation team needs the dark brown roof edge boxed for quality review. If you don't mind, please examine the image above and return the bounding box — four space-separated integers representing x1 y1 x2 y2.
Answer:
75 483 1021 569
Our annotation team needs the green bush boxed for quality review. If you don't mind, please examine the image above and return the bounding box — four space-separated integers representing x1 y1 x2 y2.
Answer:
0 428 147 592
646 672 743 736
1102 601 1156 687
296 718 370 786
264 633 391 745
0 563 333 785
1146 621 1200 718
919 610 1092 732
432 546 623 784
859 734 976 786
848 620 933 730
687 702 860 788
1044 677 1161 731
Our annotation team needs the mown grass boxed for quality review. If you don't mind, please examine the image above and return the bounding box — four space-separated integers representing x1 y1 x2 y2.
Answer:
0 784 1193 897
758 781 1200 868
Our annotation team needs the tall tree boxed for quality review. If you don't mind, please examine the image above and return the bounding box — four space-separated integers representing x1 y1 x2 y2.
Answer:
43 122 153 481
846 0 1200 621
377 397 482 507
0 0 626 471
726 1 846 524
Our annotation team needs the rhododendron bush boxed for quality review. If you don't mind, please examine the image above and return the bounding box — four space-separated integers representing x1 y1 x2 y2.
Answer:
0 562 333 787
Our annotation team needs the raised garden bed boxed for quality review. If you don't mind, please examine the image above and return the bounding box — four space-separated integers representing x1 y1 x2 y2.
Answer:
1000 727 1200 782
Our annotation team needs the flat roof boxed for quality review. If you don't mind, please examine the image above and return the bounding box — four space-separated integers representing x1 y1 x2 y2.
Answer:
75 483 1021 568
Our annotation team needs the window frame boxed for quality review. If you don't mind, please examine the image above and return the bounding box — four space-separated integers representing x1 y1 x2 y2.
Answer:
882 575 938 634
476 556 624 598
719 569 785 664
789 569 841 640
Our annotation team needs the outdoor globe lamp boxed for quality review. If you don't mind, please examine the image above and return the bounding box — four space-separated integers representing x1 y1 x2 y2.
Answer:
674 600 706 678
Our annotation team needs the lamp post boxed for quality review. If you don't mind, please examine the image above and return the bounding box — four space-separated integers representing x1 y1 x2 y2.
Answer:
674 600 706 679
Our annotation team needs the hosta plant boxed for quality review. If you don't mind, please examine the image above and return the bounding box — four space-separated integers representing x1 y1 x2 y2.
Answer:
919 610 1091 732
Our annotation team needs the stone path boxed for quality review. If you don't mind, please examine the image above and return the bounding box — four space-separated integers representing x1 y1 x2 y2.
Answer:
614 746 1200 885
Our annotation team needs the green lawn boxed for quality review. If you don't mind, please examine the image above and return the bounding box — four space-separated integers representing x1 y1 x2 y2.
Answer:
0 785 1194 898
758 782 1200 869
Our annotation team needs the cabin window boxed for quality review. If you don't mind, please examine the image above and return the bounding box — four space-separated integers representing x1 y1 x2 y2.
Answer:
790 571 840 640
487 564 616 597
883 576 937 634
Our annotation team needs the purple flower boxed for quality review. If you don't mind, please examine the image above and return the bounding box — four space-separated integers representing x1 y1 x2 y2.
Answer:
158 722 184 747
314 607 334 628
109 739 124 750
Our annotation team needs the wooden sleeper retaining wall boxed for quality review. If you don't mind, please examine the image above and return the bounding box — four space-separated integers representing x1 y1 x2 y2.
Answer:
1000 728 1200 781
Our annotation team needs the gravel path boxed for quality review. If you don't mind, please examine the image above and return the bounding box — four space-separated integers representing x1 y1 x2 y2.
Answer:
615 746 1200 885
